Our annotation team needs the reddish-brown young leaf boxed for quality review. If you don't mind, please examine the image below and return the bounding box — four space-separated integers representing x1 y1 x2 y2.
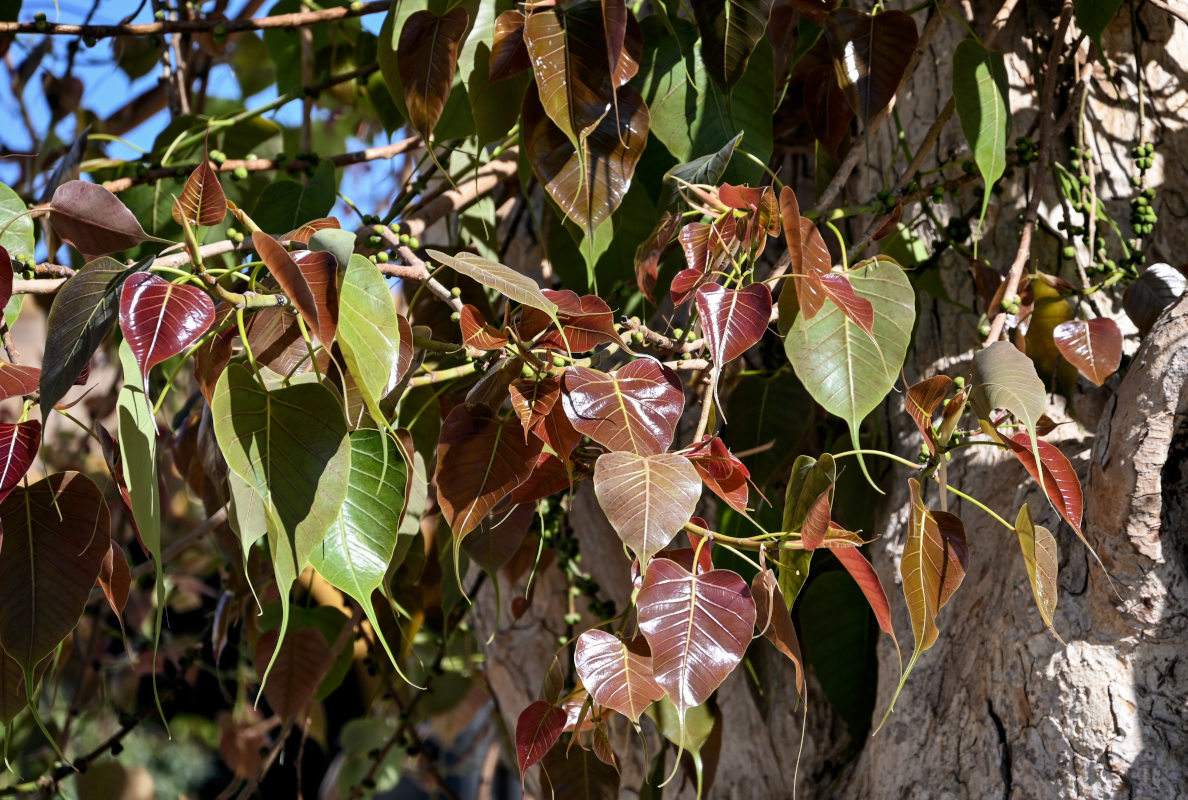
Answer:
574 630 665 723
637 558 756 716
634 211 679 302
670 268 711 308
719 184 780 255
594 451 702 565
541 736 620 797
1003 432 1084 536
172 160 226 227
602 0 628 84
253 627 333 722
464 503 535 574
777 187 829 325
562 360 684 455
490 10 531 82
509 378 561 440
695 282 772 365
902 478 969 659
799 486 833 550
533 399 583 462
0 420 41 504
750 568 805 694
252 232 339 344
243 307 314 378
0 362 40 400
283 217 340 244
906 375 953 454
0 246 11 310
435 403 543 541
97 541 131 618
459 304 509 350
398 8 470 137
687 437 750 513
832 545 897 642
679 220 733 277
50 180 157 255
193 322 235 405
1053 318 1123 387
516 700 567 777
818 271 875 336
119 273 215 378
521 290 620 353
824 8 918 123
509 452 577 505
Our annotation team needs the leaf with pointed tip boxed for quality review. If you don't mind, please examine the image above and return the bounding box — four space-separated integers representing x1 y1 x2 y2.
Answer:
337 254 403 426
50 181 161 255
40 256 151 418
575 629 665 722
119 273 215 379
97 542 131 620
658 133 743 212
832 545 897 644
777 187 829 328
1073 0 1123 62
172 160 226 227
824 8 918 124
952 39 1010 231
0 420 39 505
633 211 679 302
253 626 333 722
520 290 619 353
778 454 836 605
670 267 711 308
459 304 508 350
1014 503 1062 640
799 487 833 550
285 217 341 245
750 568 804 694
0 362 39 400
0 472 111 673
818 272 875 336
309 429 407 669
784 257 914 485
535 398 582 461
435 403 542 542
253 232 339 345
906 375 953 454
687 437 750 513
594 451 702 565
398 8 470 137
427 249 559 324
0 650 39 724
509 378 560 441
243 307 314 378
517 701 567 776
490 10 530 82
637 558 756 716
972 340 1047 477
1002 432 1083 536
1053 318 1122 387
695 283 772 366
691 0 775 90
562 360 684 455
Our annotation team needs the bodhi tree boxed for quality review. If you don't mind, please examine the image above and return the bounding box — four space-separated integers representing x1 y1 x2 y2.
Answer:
0 0 1184 798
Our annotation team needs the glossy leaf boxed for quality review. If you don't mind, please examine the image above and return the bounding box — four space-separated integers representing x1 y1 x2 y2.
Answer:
574 629 665 722
750 568 804 694
953 39 1010 229
523 3 614 145
1053 318 1122 386
435 403 542 542
253 626 333 721
658 133 742 212
119 273 215 378
1002 432 1084 536
0 420 39 505
688 437 750 513
594 451 702 565
285 217 341 245
691 0 775 90
777 187 828 327
509 378 560 440
459 304 508 350
972 340 1047 469
824 8 918 123
906 375 953 454
562 360 684 455
520 290 620 353
695 283 772 365
633 211 679 301
40 256 151 418
337 254 403 425
490 10 530 81
832 546 897 644
1014 503 1061 640
0 362 39 400
533 400 583 462
517 700 566 776
309 429 407 668
800 487 833 550
427 250 559 325
818 272 875 336
0 472 111 672
398 8 470 137
637 558 756 716
50 180 159 255
252 232 339 345
784 257 914 484
172 160 226 227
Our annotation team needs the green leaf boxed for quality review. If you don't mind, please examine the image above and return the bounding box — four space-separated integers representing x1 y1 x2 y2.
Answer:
1014 503 1063 642
309 429 409 670
426 249 559 324
337 254 403 427
1073 0 1123 61
657 131 743 212
783 256 914 487
971 340 1047 490
250 160 336 234
952 39 1010 240
777 454 835 606
0 181 34 260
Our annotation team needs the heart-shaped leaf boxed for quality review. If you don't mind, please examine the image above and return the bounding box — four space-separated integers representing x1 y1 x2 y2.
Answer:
252 232 339 345
435 403 543 542
750 568 804 694
594 451 702 565
784 257 914 485
562 360 684 455
427 250 559 325
906 375 953 454
0 472 111 673
1053 318 1122 386
1014 503 1062 641
0 420 40 505
520 290 620 353
459 304 508 350
50 180 159 255
516 700 566 776
953 39 1010 231
637 558 756 717
398 8 471 137
972 340 1047 476
574 629 665 723
309 429 407 669
119 273 215 379
1002 431 1083 536
824 8 918 124
337 254 403 426
253 626 333 722
691 0 775 90
0 362 39 400
40 256 151 418
696 282 772 365
172 160 226 227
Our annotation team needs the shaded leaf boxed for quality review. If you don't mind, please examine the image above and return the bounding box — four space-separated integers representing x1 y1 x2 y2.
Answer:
575 630 665 722
337 254 403 425
194 321 235 404
253 626 333 721
750 568 804 694
778 454 835 605
824 8 918 123
691 0 776 90
490 10 530 82
0 420 40 505
119 273 215 379
541 732 621 799
97 542 132 619
50 180 159 255
695 283 772 365
952 39 1010 229
832 546 897 643
562 360 684 455
633 211 679 302
1123 262 1186 336
172 160 226 227
1053 318 1122 387
253 232 339 345
517 701 566 776
594 451 702 565
398 8 471 137
509 453 577 505
243 307 314 378
659 134 742 214
1074 0 1123 59
1014 503 1062 640
465 502 534 573
0 650 40 724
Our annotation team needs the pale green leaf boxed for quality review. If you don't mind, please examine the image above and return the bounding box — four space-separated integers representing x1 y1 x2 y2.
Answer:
337 254 403 427
952 39 1010 240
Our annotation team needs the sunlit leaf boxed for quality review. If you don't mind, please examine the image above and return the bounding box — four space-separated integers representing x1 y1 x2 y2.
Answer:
562 360 684 455
337 254 403 426
1002 431 1084 536
778 454 835 605
253 232 339 345
520 290 620 353
171 160 226 227
952 39 1010 232
594 451 702 565
490 10 530 82
634 212 679 302
459 304 508 350
0 184 34 260
574 629 665 722
427 249 559 324
824 8 918 124
695 283 772 365
398 8 471 137
284 217 341 245
972 340 1047 477
750 568 804 694
119 273 215 379
509 378 560 440
0 420 39 506
687 437 750 513
516 700 566 776
50 180 160 255
691 0 775 90
1014 503 1062 641
832 546 897 645
1053 318 1123 387
0 362 38 400
906 375 953 454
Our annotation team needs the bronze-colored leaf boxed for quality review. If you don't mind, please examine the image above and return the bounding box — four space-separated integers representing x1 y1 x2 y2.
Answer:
1014 504 1062 641
562 360 684 455
172 160 226 227
906 375 953 454
574 629 664 722
252 232 339 345
253 626 333 722
750 568 804 694
1053 318 1123 387
823 8 918 124
397 8 470 137
593 451 702 565
490 10 531 82
50 181 159 255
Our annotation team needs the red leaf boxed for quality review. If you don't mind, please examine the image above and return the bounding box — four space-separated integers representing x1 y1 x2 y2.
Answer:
0 420 41 504
670 267 711 308
50 181 155 256
520 290 620 353
688 437 750 513
532 400 582 461
1004 432 1084 535
1053 318 1123 386
637 559 756 715
243 307 314 378
634 211 679 302
283 217 340 244
253 627 333 722
459 304 508 350
193 322 235 405
0 362 40 400
799 487 833 550
119 273 215 378
252 233 339 345
172 160 226 227
562 360 684 455
97 541 131 618
905 375 953 454
594 451 702 564
832 546 897 640
574 630 665 722
0 246 12 310
818 272 874 335
695 282 772 365
509 378 561 440
516 701 566 776
750 568 804 693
